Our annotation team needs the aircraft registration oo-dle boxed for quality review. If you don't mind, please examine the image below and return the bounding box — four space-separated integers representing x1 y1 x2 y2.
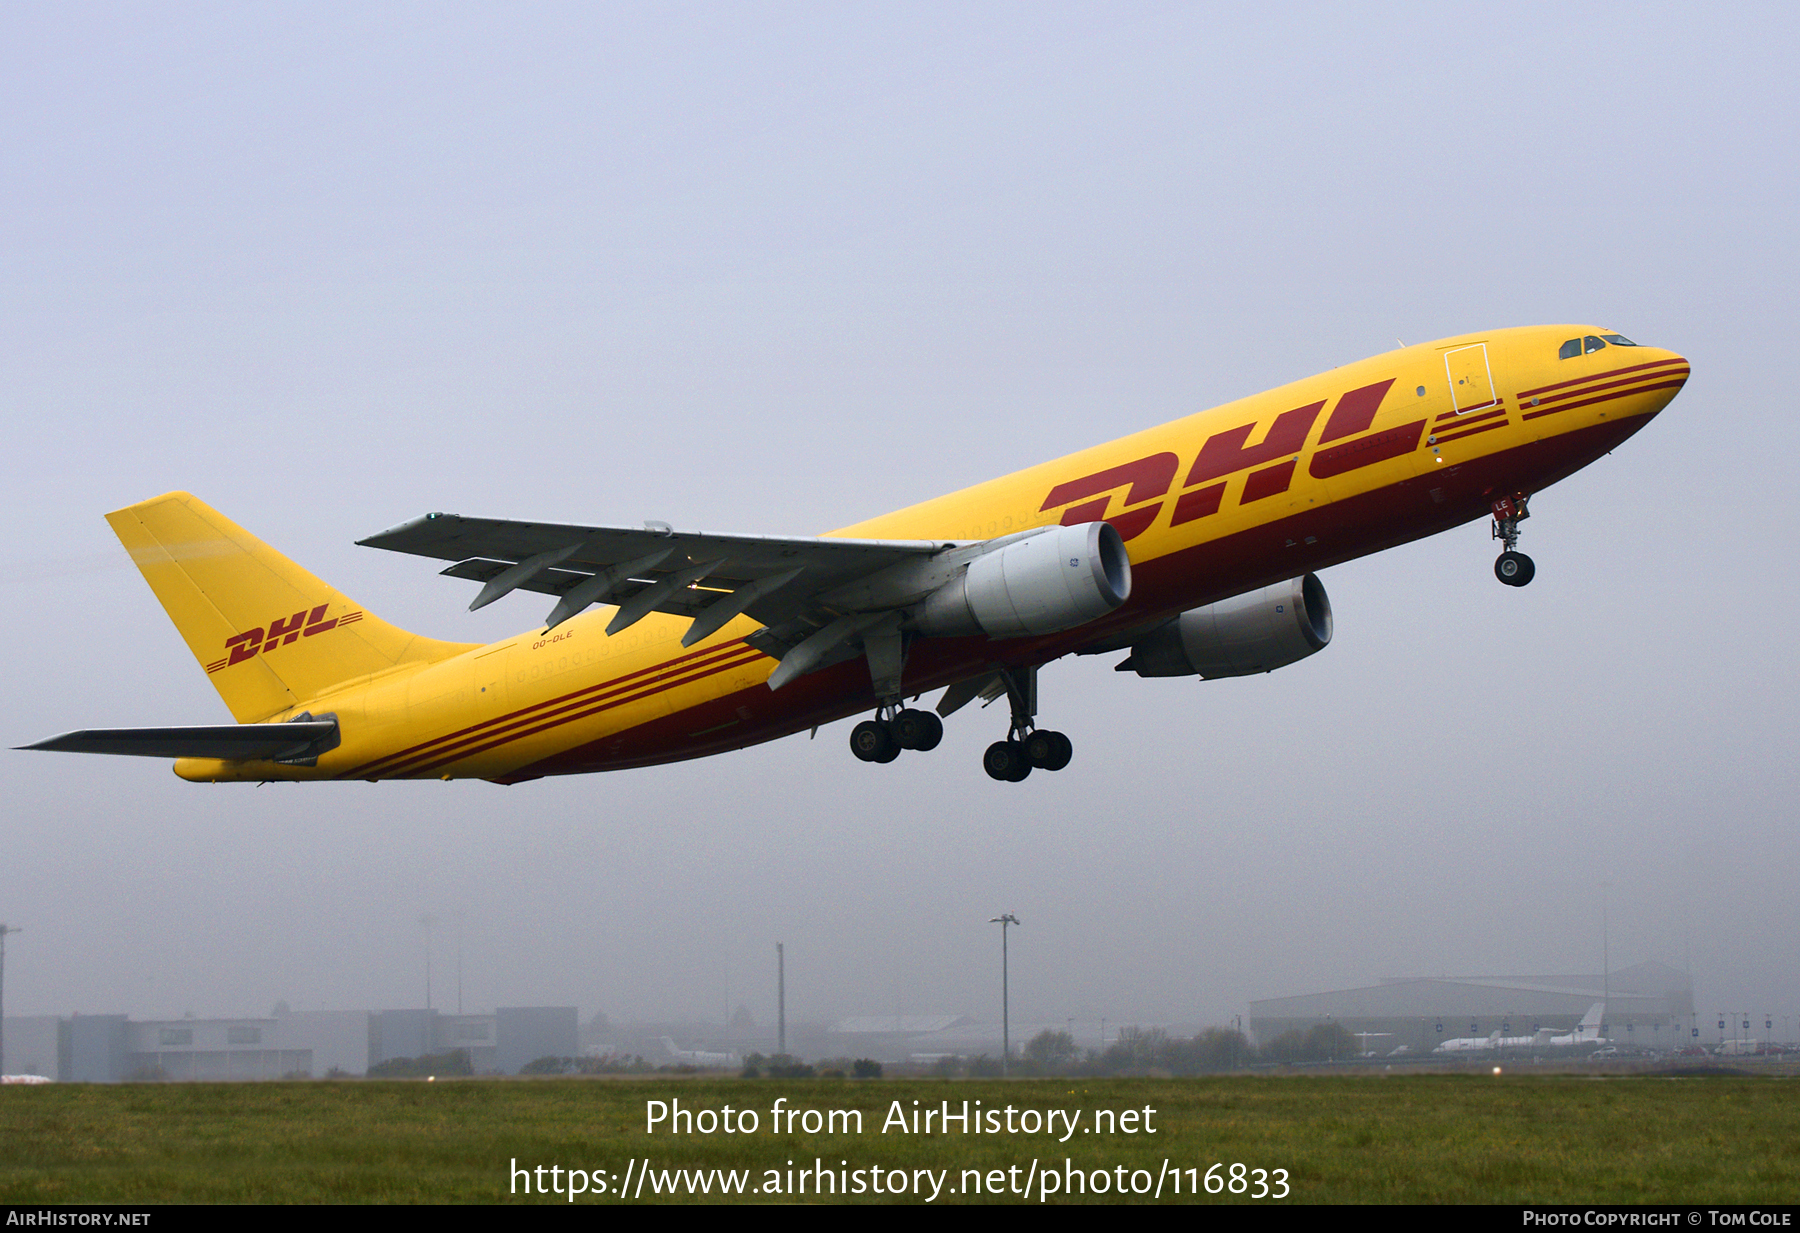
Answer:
23 325 1687 785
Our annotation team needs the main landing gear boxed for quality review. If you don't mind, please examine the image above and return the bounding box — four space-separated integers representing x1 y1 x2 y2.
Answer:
847 620 944 764
1491 494 1536 588
982 729 1072 783
846 663 1074 783
980 666 1072 784
849 703 943 764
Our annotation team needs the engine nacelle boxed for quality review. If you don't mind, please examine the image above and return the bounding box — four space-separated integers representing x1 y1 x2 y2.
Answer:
916 521 1132 638
1121 573 1332 678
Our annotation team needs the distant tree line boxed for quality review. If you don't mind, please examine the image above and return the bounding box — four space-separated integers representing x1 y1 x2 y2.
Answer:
739 1053 883 1079
954 1022 1358 1077
365 1049 474 1078
199 1027 1355 1082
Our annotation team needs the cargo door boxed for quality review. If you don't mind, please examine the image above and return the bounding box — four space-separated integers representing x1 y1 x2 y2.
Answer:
1443 343 1499 414
474 644 510 716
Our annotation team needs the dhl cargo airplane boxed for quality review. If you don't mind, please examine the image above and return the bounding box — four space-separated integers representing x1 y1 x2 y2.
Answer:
22 325 1688 784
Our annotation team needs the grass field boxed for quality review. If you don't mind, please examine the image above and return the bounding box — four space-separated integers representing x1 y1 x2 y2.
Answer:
3 1073 1796 1204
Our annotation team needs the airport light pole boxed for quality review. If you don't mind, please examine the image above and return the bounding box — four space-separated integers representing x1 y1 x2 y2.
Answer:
420 914 438 1014
0 925 19 1077
989 915 1019 1076
1600 880 1611 1014
776 943 786 1057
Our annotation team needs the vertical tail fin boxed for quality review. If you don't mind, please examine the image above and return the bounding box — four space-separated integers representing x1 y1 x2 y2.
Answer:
107 492 475 722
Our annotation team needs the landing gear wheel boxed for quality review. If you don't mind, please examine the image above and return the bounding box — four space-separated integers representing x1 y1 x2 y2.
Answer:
983 740 1032 782
850 719 896 763
1495 551 1535 587
1490 495 1534 587
1023 729 1073 771
893 708 944 751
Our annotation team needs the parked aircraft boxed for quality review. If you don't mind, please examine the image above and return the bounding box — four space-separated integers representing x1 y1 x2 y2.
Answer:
661 1037 741 1068
22 326 1687 783
1433 1003 1609 1053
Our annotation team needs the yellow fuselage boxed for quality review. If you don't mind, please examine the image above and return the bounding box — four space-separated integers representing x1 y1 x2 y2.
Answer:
176 325 1687 783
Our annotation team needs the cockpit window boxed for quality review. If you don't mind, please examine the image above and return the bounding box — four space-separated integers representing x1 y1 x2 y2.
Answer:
1559 338 1581 359
1600 333 1637 346
1583 335 1607 354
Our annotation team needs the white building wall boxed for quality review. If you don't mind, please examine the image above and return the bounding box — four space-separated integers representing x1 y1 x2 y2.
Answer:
123 1013 371 1078
3 1016 61 1079
278 1012 370 1076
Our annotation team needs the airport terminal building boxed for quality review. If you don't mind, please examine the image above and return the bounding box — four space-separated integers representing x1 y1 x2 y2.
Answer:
1249 961 1696 1054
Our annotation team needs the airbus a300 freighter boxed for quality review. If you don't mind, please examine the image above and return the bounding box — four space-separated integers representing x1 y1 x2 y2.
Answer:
23 326 1688 784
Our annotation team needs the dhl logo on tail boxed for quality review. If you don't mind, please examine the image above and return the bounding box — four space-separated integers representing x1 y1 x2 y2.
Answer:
205 605 365 673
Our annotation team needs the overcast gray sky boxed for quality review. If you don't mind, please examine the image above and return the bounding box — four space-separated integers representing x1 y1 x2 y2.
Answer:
3 2 1794 1038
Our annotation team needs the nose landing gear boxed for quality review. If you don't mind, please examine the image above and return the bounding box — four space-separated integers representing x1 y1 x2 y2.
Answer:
1491 495 1536 587
1495 551 1535 586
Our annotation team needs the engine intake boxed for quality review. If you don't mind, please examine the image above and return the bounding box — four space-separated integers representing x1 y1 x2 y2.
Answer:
1121 574 1332 678
917 521 1131 638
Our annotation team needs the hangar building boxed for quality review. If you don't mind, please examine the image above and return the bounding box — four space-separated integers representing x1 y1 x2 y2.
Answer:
1249 961 1694 1054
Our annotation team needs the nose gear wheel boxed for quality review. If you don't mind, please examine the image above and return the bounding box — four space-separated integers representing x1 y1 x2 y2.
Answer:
1491 494 1536 587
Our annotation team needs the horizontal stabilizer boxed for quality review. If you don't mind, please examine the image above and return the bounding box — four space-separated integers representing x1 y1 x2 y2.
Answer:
18 720 339 763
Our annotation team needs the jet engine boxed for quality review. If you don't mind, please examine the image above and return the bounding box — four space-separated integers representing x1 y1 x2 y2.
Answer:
1119 573 1332 678
916 521 1132 638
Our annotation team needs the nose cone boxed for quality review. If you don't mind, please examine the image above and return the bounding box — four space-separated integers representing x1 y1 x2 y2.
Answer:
1649 349 1691 409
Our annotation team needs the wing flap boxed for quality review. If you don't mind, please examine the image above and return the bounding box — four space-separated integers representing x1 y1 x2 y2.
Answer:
366 513 955 640
439 559 595 598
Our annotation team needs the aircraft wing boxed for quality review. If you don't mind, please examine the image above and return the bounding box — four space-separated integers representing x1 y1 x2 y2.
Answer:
357 512 957 651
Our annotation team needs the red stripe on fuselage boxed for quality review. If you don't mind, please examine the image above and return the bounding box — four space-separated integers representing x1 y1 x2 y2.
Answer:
397 647 766 777
1515 357 1688 399
1521 377 1688 421
1435 407 1507 429
338 640 766 779
1434 420 1509 444
1525 366 1690 412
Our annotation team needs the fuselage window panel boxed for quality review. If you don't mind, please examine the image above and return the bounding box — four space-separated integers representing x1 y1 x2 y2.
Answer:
1600 334 1638 346
1583 335 1607 354
1559 338 1582 359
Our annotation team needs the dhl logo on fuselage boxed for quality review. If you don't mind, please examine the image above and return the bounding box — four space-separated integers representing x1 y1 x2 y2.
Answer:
204 604 364 674
1038 377 1419 539
1037 355 1689 539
